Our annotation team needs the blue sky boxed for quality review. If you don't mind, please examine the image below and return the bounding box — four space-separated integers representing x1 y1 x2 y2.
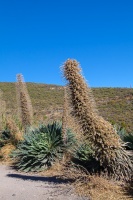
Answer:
0 0 133 87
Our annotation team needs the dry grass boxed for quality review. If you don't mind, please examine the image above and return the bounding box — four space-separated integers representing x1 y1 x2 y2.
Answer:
5 117 23 141
57 161 133 200
0 143 15 164
74 175 133 200
39 161 64 177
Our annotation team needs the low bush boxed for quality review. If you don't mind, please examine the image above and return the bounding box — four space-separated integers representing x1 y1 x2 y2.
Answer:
115 125 133 150
11 121 76 172
0 117 22 149
72 142 101 173
0 129 19 149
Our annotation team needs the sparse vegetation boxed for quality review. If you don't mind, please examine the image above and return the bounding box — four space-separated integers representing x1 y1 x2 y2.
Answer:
0 83 132 132
0 63 133 200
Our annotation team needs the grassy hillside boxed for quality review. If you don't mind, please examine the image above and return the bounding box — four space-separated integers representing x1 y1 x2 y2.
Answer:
0 82 133 132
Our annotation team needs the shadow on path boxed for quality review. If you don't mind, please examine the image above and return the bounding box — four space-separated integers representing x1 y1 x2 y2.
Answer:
7 173 73 184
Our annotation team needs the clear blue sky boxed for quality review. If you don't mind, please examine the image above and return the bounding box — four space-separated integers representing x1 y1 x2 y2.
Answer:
0 0 133 87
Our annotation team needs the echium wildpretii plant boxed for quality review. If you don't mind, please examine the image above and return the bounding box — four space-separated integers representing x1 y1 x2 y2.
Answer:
62 59 133 181
0 90 6 130
16 74 33 129
62 86 68 144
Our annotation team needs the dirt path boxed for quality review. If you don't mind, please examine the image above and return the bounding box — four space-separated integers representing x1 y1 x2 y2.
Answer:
0 165 89 200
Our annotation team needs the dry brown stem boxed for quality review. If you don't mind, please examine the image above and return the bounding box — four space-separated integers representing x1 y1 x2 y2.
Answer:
16 74 33 128
62 59 133 181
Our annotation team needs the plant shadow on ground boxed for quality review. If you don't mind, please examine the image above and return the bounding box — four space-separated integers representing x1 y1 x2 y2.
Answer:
6 173 73 184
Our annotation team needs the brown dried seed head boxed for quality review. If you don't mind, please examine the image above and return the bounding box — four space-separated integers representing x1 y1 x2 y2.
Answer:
62 59 133 181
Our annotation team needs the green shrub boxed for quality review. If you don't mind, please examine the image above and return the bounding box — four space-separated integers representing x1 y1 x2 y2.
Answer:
0 117 22 148
11 121 76 172
0 129 10 148
0 129 17 148
74 143 94 162
72 142 101 172
115 125 133 150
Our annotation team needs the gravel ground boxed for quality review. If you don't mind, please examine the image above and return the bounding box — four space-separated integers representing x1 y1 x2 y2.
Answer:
0 165 90 200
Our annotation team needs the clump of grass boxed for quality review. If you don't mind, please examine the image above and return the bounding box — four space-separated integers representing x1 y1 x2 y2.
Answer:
0 144 16 163
74 174 132 200
0 116 23 153
62 59 133 181
61 161 133 200
0 114 21 162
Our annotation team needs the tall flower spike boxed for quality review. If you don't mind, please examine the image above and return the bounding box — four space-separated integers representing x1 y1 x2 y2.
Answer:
16 74 33 129
0 89 6 129
63 59 133 181
62 86 68 144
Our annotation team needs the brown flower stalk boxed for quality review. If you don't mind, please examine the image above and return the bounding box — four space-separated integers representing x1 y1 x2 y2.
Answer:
62 86 68 143
0 90 6 130
62 59 132 181
16 74 33 128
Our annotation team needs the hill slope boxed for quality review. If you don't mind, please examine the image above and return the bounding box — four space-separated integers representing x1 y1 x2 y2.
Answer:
0 82 133 132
